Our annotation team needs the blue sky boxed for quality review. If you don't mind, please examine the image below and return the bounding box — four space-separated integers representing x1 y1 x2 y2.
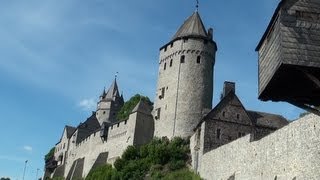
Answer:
0 0 304 179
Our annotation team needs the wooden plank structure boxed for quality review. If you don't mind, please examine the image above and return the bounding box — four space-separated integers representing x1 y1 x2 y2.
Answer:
256 0 320 114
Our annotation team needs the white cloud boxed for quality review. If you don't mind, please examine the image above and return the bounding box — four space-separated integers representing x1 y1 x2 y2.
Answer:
23 145 33 152
78 98 96 111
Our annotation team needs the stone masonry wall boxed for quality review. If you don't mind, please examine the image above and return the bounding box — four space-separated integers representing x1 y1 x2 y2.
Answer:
154 38 216 138
64 114 137 178
198 114 320 180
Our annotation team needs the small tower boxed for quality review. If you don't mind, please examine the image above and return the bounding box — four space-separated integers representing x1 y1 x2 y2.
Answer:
96 79 124 125
153 10 217 138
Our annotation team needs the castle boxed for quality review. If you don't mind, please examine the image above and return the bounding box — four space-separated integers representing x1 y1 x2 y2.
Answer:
45 0 320 179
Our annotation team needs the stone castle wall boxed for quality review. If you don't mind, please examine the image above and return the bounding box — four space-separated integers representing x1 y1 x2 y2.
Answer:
154 38 216 138
196 114 320 180
60 110 152 178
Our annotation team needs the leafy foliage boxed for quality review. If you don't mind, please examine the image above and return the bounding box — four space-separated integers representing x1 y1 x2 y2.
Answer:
116 94 153 121
85 137 199 180
45 147 55 161
0 177 11 180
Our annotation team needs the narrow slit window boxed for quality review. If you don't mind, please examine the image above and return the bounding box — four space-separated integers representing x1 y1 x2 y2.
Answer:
170 59 173 67
164 63 167 70
180 55 185 63
197 56 201 64
217 129 221 139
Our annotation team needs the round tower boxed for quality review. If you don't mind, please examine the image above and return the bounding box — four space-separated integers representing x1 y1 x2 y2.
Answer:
153 11 217 138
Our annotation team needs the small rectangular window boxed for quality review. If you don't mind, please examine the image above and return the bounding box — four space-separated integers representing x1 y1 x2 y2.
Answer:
180 55 185 63
170 43 174 48
164 63 167 70
197 56 201 64
170 59 173 67
164 46 167 52
117 123 120 127
183 38 188 43
236 114 240 119
124 120 127 125
217 128 221 139
161 87 165 98
155 108 161 119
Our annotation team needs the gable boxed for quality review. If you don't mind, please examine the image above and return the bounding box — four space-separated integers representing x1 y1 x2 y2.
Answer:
205 93 253 126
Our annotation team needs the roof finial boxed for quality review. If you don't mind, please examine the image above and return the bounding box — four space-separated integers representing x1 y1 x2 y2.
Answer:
195 0 199 12
115 72 119 80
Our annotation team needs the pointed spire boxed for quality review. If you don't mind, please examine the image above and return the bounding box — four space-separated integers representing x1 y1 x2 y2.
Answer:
172 11 208 40
100 87 106 98
105 79 120 99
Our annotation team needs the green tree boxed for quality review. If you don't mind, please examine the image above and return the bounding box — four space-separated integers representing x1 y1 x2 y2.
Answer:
45 147 55 161
116 94 153 120
1 177 11 180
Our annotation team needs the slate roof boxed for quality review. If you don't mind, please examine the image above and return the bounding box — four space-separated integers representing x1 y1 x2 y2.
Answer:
248 110 289 129
76 112 101 143
131 100 152 115
65 126 76 138
172 11 208 40
105 79 120 99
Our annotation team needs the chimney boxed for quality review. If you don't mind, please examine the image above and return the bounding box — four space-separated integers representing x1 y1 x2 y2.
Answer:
208 28 213 40
221 81 235 100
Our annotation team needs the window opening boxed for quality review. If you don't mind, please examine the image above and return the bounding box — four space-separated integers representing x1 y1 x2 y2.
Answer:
180 55 185 63
217 129 221 139
197 56 201 64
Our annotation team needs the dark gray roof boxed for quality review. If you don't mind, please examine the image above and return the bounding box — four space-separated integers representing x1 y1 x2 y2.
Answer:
172 11 208 40
131 100 152 115
76 112 101 143
248 110 289 129
65 126 76 138
105 79 120 99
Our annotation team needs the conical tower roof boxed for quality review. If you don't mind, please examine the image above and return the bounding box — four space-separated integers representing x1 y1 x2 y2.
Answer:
105 79 120 99
172 11 208 40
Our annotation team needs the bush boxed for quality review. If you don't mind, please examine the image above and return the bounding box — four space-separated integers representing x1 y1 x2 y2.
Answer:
45 147 55 161
85 137 200 180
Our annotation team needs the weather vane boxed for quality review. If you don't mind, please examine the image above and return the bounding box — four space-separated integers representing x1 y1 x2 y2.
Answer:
115 72 119 79
196 0 199 11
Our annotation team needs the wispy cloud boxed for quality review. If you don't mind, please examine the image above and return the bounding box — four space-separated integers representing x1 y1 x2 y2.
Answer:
0 155 25 162
23 145 33 152
78 98 96 111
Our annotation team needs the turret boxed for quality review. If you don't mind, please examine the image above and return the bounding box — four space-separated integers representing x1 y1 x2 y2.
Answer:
96 79 124 125
153 11 217 138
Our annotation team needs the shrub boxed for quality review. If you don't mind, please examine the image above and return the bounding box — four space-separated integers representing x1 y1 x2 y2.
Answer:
44 147 55 161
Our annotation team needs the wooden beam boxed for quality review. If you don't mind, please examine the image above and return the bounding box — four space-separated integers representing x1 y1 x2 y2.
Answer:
288 100 320 117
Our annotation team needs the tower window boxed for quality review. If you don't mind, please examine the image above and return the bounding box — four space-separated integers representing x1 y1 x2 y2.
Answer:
103 111 106 114
197 56 201 64
180 55 185 63
170 59 173 67
170 42 174 48
216 128 221 139
164 63 167 70
222 111 225 117
236 114 240 119
155 108 161 120
164 46 167 52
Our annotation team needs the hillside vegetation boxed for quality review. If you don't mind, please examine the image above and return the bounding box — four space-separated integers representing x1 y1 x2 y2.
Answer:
86 137 201 180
